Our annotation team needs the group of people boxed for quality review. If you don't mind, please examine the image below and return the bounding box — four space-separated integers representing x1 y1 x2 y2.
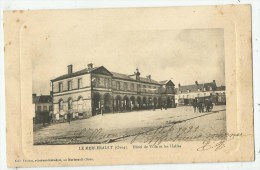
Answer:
192 99 213 113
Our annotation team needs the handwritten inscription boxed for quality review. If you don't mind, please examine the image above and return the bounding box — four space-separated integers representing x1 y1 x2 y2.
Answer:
68 125 250 152
197 132 249 151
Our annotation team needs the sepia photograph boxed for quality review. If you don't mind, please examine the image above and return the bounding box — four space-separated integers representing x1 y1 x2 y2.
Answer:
32 28 226 145
3 5 254 167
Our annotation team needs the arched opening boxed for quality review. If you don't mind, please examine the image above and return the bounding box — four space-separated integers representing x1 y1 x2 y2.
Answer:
158 97 162 108
143 97 147 109
58 99 64 121
67 98 73 122
104 93 112 113
115 95 122 112
92 93 101 115
167 96 173 108
137 96 141 109
153 97 158 108
68 98 73 111
130 96 135 110
58 99 63 111
77 96 84 118
123 96 130 111
148 97 153 109
77 96 83 113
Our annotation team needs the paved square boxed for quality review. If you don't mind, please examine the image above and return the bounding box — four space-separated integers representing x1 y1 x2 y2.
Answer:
34 105 226 145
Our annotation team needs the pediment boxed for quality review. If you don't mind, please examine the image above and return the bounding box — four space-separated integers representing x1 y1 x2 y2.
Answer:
91 66 113 76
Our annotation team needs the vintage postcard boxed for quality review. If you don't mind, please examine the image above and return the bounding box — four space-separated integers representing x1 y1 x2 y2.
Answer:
4 5 254 167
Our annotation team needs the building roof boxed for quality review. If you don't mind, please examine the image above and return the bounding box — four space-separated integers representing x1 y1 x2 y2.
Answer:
111 71 160 84
111 72 135 81
203 82 217 90
51 65 169 85
159 80 168 84
159 80 175 86
35 95 52 104
176 81 217 93
216 85 226 91
51 66 113 82
139 77 159 84
51 67 99 82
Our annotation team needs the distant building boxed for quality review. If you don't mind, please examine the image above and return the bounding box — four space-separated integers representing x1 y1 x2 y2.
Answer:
50 64 175 121
213 85 226 104
175 80 225 106
32 94 52 123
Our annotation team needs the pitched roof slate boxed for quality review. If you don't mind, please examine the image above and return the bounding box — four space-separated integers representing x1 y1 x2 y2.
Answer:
176 82 217 93
35 95 52 103
51 65 162 85
51 67 100 82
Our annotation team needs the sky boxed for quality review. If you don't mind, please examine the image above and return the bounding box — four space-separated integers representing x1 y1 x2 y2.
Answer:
29 14 225 95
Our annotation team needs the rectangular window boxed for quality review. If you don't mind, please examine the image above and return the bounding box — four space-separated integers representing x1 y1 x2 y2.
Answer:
148 86 151 93
143 85 146 92
154 86 157 93
59 82 63 92
112 81 116 89
124 82 128 91
108 79 112 88
137 84 141 92
99 78 104 87
116 81 120 90
68 81 72 90
104 78 107 88
92 77 99 87
96 77 100 87
43 106 47 111
37 106 41 111
78 78 82 88
131 83 134 91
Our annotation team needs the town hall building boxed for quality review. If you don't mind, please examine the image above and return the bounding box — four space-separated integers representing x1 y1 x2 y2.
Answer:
51 64 175 120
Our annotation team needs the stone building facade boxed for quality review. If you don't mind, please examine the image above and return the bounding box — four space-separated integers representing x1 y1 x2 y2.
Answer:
51 64 175 120
175 80 225 106
32 94 52 123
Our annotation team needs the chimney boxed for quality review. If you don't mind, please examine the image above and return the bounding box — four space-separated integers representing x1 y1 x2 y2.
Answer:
195 81 198 86
88 63 93 69
146 75 151 79
67 64 73 74
178 83 181 88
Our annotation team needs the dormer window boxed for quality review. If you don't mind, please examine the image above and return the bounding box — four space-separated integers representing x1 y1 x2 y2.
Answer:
203 87 206 91
187 89 190 93
198 89 200 92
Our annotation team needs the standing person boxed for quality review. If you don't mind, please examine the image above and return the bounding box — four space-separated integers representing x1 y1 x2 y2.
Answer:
198 100 202 113
201 101 205 113
192 100 197 113
164 103 168 110
67 112 71 124
205 99 210 112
